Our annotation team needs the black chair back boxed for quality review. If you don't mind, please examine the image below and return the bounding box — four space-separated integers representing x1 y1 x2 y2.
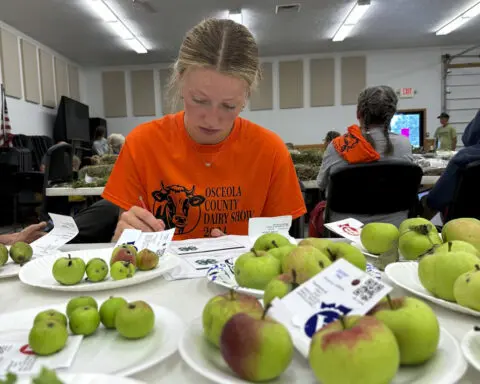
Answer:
444 159 480 222
43 142 73 187
290 179 306 239
325 161 423 224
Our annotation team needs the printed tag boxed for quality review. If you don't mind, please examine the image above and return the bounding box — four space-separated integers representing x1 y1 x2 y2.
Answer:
0 331 83 376
115 229 142 247
169 238 246 256
324 218 364 242
115 228 175 257
268 258 392 358
30 213 79 258
248 216 293 243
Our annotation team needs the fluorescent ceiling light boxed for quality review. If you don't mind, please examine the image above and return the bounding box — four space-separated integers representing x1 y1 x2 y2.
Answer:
109 21 134 40
89 0 116 22
125 38 148 54
333 24 355 42
333 1 371 42
436 1 480 35
229 10 243 24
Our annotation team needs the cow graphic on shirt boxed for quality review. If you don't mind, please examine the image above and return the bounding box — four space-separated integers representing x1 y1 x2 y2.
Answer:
152 182 206 234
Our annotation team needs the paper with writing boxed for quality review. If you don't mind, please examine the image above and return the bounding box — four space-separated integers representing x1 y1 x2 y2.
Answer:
248 216 294 243
0 331 82 376
30 214 79 258
115 228 176 257
268 259 392 358
324 218 364 242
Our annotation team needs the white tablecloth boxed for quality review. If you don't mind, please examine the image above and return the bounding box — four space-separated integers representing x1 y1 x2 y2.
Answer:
45 187 104 197
1 242 479 383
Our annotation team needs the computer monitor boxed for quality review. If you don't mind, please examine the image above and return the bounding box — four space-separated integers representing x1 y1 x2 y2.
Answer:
390 109 426 148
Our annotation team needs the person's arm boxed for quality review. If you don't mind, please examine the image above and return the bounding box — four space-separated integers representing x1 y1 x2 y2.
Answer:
260 143 307 220
425 160 459 213
102 138 164 241
451 127 457 150
434 129 439 150
0 222 47 245
316 144 337 191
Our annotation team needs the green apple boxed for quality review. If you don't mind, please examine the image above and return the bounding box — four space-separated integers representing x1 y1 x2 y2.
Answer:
99 296 128 329
86 258 109 282
69 306 101 336
110 261 136 280
454 264 480 310
298 238 334 254
398 218 442 260
435 240 479 258
282 246 331 284
369 296 440 365
360 223 399 255
52 254 86 285
234 249 281 290
253 233 291 251
66 296 98 318
136 248 159 271
326 242 367 270
115 300 155 339
220 309 293 382
110 244 137 266
202 290 264 348
28 320 68 356
443 218 480 253
263 270 298 307
267 245 297 265
9 241 33 264
418 243 479 301
308 316 400 384
0 244 8 266
32 367 64 384
33 309 67 327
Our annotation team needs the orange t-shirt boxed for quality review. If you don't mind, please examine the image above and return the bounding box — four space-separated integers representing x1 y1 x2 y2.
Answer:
102 111 306 240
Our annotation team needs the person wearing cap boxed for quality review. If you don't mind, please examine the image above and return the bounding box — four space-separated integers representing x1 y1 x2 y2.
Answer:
434 113 457 151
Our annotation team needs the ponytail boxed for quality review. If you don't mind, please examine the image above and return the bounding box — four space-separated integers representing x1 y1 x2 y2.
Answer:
362 114 376 150
383 119 394 155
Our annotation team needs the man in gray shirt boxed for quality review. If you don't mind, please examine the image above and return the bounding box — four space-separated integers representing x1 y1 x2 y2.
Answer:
316 85 414 227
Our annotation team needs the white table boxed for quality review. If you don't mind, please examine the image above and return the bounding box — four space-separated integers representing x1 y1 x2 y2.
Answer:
303 176 440 190
1 242 479 383
45 187 104 197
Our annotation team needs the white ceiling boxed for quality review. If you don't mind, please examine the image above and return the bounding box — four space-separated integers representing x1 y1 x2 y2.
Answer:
0 0 479 67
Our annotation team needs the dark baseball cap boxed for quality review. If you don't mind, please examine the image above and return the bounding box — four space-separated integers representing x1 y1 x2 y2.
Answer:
438 112 450 119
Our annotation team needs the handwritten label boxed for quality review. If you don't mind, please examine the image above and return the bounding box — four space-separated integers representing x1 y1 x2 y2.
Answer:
324 218 364 242
268 259 392 358
115 228 175 257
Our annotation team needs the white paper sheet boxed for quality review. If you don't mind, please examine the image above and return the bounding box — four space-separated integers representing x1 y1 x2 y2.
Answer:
30 214 79 258
248 216 295 244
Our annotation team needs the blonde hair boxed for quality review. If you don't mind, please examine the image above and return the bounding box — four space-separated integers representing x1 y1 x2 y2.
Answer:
107 133 125 154
168 18 261 111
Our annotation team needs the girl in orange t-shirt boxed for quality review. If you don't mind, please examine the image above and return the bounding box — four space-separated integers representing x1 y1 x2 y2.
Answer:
103 18 306 241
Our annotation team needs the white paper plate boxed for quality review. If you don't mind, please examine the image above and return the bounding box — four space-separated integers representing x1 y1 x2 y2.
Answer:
385 262 480 317
0 301 184 376
461 329 480 371
15 373 145 384
179 318 466 384
207 257 382 299
18 248 180 292
0 245 55 279
351 242 380 259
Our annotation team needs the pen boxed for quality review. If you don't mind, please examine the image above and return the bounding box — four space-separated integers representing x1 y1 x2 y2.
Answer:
138 195 147 210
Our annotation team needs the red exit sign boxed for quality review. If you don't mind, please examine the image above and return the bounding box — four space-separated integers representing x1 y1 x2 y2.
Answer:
399 88 415 98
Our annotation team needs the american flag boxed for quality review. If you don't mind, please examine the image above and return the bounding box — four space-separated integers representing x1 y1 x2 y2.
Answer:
0 83 13 148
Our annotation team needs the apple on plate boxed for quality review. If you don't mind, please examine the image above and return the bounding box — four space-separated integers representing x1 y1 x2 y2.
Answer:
360 223 399 255
115 300 155 339
110 244 137 266
369 296 440 365
0 244 8 266
220 307 294 382
282 246 331 284
398 218 442 260
28 320 68 356
418 242 478 301
263 270 299 307
33 309 67 327
253 233 291 251
234 249 281 290
136 248 159 271
298 238 334 254
267 244 297 265
454 264 480 311
202 290 263 348
52 254 86 285
9 241 33 265
326 242 367 271
443 218 480 253
435 240 479 258
308 315 400 384
99 296 128 329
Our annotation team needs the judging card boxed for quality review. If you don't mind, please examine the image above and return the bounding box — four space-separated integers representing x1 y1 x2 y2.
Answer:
115 228 175 257
248 216 294 243
269 258 392 358
169 238 246 255
324 218 364 242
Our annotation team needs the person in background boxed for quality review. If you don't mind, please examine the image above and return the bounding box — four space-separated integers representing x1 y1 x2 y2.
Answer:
285 142 295 150
0 222 46 245
102 18 306 241
435 113 457 151
324 131 341 148
422 109 480 219
313 85 413 230
107 133 125 155
92 126 109 156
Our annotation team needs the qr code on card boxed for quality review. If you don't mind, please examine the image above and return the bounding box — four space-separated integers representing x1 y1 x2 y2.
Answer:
352 278 384 303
